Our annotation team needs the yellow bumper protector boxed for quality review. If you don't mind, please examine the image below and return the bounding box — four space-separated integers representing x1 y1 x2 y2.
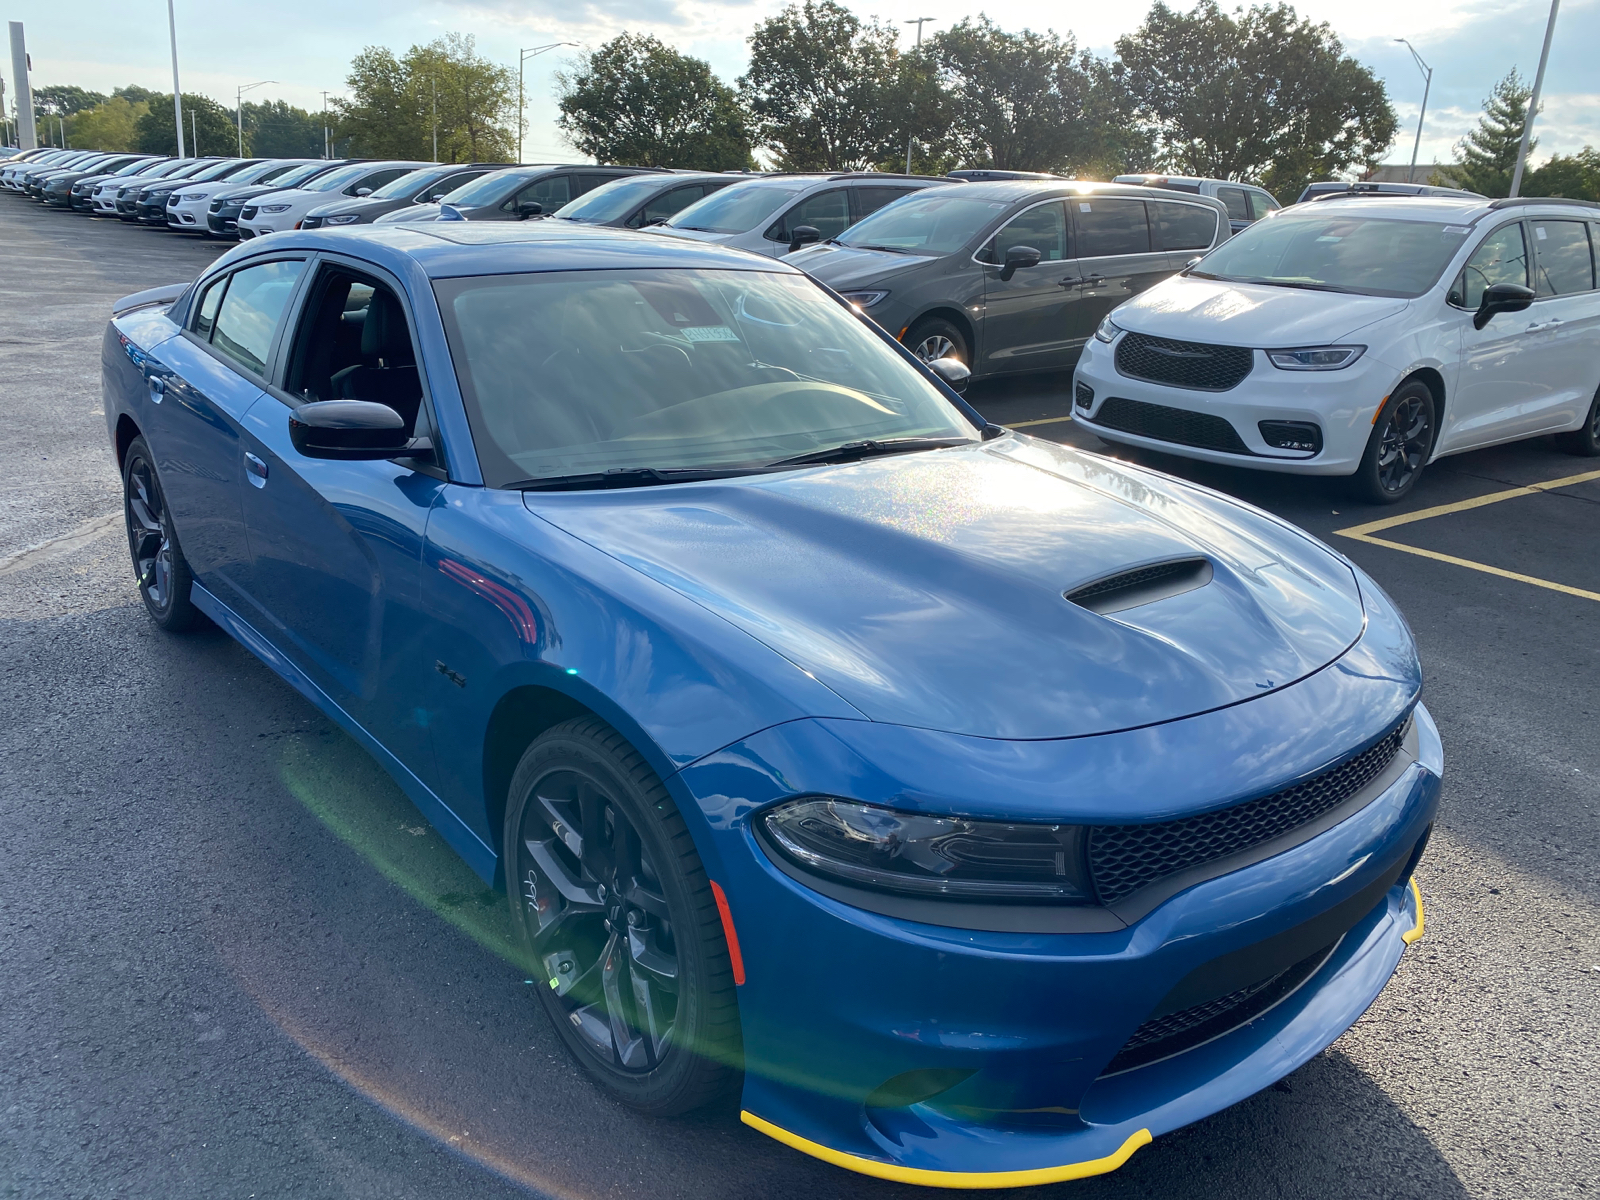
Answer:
1402 876 1425 945
740 1112 1151 1190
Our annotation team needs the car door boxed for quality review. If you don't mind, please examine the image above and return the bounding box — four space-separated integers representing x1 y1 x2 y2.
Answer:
977 199 1076 374
1446 220 1543 450
232 256 448 784
1069 196 1171 345
143 258 307 611
1525 217 1600 431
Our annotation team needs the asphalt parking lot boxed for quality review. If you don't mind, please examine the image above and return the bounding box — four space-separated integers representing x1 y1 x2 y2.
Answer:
1 199 1596 1200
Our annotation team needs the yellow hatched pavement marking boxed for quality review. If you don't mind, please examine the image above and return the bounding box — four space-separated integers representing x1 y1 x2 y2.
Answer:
1335 467 1600 604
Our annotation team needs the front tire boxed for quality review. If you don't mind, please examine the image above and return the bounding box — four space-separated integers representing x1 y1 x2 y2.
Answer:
504 717 741 1115
1351 381 1435 504
123 436 202 631
1554 385 1600 456
904 316 970 366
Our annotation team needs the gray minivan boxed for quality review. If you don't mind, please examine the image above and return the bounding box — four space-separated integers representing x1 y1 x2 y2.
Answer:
790 181 1230 378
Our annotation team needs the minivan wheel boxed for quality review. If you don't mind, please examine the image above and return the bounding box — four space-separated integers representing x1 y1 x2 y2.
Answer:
904 316 969 366
1351 381 1435 504
1554 384 1600 456
123 436 202 631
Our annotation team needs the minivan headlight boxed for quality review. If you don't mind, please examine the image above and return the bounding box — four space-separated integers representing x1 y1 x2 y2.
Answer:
1094 315 1123 343
1267 345 1365 371
322 213 360 225
839 290 888 309
760 797 1093 903
259 203 292 213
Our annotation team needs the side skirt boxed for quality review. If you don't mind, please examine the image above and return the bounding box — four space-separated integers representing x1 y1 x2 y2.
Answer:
191 581 499 883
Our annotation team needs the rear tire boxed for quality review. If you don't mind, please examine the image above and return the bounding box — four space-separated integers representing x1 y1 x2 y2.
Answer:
1350 380 1435 505
122 437 202 631
1554 385 1600 456
904 316 970 366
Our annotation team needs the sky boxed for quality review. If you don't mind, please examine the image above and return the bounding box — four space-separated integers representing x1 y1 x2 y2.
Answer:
3 0 1596 170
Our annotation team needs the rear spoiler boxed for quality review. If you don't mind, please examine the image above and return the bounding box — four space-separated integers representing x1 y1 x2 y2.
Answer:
111 282 190 317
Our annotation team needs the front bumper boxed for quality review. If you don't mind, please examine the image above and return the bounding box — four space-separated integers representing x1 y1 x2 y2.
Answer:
1073 334 1398 476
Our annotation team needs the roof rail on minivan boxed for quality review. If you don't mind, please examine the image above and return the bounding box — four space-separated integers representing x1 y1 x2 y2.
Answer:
1487 196 1600 212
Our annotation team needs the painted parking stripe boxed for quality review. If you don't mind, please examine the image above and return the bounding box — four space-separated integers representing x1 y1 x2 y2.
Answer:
1009 414 1074 428
1335 467 1600 604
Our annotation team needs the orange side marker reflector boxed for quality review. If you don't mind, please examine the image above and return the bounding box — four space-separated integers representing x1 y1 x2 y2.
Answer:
1372 394 1390 425
710 880 746 985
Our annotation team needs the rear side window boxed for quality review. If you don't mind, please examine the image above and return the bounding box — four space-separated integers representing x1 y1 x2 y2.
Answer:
1217 187 1251 222
1531 220 1595 296
1248 191 1278 220
209 260 307 376
1075 198 1150 257
1457 223 1529 309
1151 201 1217 251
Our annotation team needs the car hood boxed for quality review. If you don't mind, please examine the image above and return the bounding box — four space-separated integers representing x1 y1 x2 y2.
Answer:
214 182 287 203
1115 275 1410 345
526 436 1367 739
377 202 444 224
308 195 397 219
788 243 938 289
649 226 737 245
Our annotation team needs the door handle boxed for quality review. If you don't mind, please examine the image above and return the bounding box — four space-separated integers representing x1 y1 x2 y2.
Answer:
244 452 268 487
1058 275 1079 288
148 376 166 402
1080 273 1106 288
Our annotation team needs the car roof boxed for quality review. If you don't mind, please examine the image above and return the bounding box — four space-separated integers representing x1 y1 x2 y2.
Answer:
1284 194 1599 223
941 179 1225 207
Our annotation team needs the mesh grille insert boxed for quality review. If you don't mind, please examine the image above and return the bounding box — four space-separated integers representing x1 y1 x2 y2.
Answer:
1115 332 1254 391
1093 397 1252 455
1089 722 1408 905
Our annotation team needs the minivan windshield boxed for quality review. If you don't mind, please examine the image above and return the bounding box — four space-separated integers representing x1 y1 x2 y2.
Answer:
666 183 803 234
371 165 453 199
302 164 372 193
1191 212 1475 298
554 176 672 223
440 169 529 207
267 161 336 189
435 268 975 487
837 192 1014 255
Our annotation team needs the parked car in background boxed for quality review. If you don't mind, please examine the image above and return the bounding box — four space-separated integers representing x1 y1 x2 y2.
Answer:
114 160 212 218
166 159 319 231
1115 174 1281 234
68 156 168 211
793 180 1229 376
44 154 160 208
300 162 501 228
31 152 127 201
650 172 955 259
1073 195 1600 502
1296 180 1484 204
95 159 197 216
133 160 257 224
2 149 84 189
377 164 659 224
205 159 355 238
23 151 116 198
548 171 742 229
236 160 431 238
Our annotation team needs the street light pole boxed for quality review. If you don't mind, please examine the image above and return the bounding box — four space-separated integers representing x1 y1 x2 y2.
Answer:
236 80 277 157
1510 0 1560 198
518 43 576 164
431 76 437 162
1394 39 1432 185
321 90 330 158
166 0 185 157
904 17 935 176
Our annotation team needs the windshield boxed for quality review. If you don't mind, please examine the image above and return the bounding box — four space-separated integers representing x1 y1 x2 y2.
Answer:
302 164 372 193
838 193 1013 254
111 159 157 176
441 169 528 207
1192 212 1475 298
372 165 451 199
435 268 976 487
268 161 335 189
190 160 252 182
554 176 671 223
666 183 802 234
254 160 309 184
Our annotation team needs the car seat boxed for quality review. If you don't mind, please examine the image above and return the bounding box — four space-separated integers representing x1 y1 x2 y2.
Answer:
330 289 423 432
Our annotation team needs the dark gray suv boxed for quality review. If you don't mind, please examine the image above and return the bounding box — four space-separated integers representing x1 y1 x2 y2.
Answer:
790 181 1230 378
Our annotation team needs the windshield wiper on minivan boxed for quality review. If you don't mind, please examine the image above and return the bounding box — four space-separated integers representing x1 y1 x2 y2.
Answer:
764 437 972 469
511 466 760 491
1234 276 1361 294
848 243 914 254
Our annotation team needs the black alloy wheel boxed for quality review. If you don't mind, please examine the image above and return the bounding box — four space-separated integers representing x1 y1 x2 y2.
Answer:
1352 381 1435 504
122 436 201 631
1555 384 1600 457
505 717 741 1114
904 316 970 366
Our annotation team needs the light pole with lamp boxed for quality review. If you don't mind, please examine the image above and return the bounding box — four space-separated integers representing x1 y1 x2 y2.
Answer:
236 79 276 156
1510 0 1560 198
166 0 185 156
1394 38 1432 185
904 17 935 175
519 43 575 164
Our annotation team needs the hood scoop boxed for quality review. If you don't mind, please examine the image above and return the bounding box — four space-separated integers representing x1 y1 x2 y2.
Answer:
1066 558 1213 615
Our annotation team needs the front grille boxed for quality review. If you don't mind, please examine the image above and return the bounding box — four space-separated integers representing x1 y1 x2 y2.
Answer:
1089 722 1408 905
1116 332 1253 391
1094 397 1251 454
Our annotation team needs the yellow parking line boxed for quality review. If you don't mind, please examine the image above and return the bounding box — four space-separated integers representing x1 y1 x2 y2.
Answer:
1335 467 1600 603
1010 414 1074 428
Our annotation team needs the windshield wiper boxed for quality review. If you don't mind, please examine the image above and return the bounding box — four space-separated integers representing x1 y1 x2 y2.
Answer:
511 466 759 491
765 437 972 469
1235 276 1361 294
848 243 913 254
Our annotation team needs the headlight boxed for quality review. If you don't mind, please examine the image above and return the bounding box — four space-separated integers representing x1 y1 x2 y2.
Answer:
323 213 359 225
1266 345 1365 371
1094 315 1122 343
260 204 292 214
839 290 888 309
180 192 208 202
760 797 1093 903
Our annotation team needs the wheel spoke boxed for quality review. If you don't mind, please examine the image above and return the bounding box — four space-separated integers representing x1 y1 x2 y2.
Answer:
599 931 649 1069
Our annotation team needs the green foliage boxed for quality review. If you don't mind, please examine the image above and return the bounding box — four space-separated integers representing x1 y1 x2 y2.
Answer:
113 85 157 105
242 99 325 158
1116 1 1397 201
1525 147 1600 201
32 85 107 117
66 96 150 152
335 33 516 163
135 93 236 157
1439 70 1533 198
741 0 905 170
557 33 753 169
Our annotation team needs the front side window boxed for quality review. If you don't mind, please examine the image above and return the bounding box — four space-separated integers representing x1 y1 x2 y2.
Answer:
208 260 307 376
1151 200 1218 251
1531 220 1595 296
769 189 850 242
1457 223 1529 308
1217 187 1251 221
354 168 411 195
435 268 976 487
508 174 571 211
1075 198 1150 257
980 201 1069 263
636 184 706 227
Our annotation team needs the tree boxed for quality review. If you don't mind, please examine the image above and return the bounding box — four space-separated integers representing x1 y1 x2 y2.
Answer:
1525 147 1600 201
741 0 904 170
242 99 323 157
1115 1 1397 201
1439 70 1533 198
558 34 752 169
114 85 156 105
32 84 107 117
135 93 236 156
66 96 149 151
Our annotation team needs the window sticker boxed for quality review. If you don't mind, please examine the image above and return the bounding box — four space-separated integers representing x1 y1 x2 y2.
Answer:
1079 202 1092 212
1443 225 1470 234
1535 226 1548 240
682 325 741 343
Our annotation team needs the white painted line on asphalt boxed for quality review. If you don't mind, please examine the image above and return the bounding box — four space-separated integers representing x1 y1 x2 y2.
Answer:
0 512 121 578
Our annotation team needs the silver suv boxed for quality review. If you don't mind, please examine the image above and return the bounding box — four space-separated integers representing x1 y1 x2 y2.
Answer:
1115 174 1280 234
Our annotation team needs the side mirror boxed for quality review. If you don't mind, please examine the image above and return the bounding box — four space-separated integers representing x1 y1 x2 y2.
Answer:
998 244 1042 282
1183 255 1204 273
288 400 411 460
517 200 543 219
1474 281 1535 330
926 355 971 394
355 187 373 197
788 224 822 254
427 192 445 202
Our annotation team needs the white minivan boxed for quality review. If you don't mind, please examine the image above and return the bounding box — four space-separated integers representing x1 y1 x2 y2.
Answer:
1073 195 1600 501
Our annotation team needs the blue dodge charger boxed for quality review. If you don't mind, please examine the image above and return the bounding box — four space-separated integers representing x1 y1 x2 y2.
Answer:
103 221 1439 1187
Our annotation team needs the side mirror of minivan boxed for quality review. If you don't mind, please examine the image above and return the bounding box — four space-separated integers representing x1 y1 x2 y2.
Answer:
999 244 1043 282
1183 256 1204 273
788 225 823 254
289 400 411 460
355 187 374 197
926 356 971 395
517 201 543 219
1473 281 1535 330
